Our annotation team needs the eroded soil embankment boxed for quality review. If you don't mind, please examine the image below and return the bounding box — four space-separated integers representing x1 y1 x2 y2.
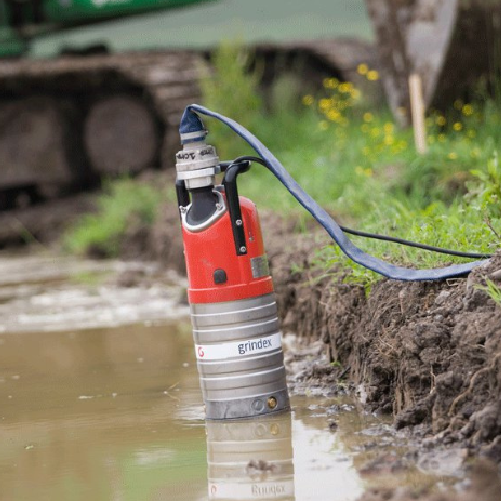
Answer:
266 224 501 467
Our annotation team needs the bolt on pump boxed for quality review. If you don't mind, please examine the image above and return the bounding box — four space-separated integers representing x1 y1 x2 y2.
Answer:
176 117 290 420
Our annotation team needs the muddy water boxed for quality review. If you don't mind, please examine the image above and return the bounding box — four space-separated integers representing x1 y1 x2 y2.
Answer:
0 254 454 501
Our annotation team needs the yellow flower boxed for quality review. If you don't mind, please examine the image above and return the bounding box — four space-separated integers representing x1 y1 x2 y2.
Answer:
327 109 340 121
319 98 330 110
355 166 364 176
448 152 458 160
323 77 339 89
367 70 379 81
454 99 463 110
363 112 373 122
339 82 353 93
326 98 337 109
462 104 474 116
383 135 395 146
453 122 462 132
357 63 368 75
438 134 446 142
302 94 314 106
361 124 370 133
467 129 476 139
435 116 446 126
383 123 394 134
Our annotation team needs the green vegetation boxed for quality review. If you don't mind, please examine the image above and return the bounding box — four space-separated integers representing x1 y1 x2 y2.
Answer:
64 44 501 287
202 45 501 285
476 279 501 308
64 179 162 257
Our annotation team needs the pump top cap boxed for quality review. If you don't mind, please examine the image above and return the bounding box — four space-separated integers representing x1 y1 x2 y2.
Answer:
180 109 206 144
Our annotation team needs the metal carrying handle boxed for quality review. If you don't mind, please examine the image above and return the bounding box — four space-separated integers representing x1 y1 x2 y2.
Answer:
222 160 251 256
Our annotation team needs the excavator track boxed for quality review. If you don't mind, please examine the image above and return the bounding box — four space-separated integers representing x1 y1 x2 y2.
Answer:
0 49 202 199
0 38 378 207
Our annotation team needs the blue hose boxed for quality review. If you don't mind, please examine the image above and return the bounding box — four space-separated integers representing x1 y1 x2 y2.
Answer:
180 105 488 280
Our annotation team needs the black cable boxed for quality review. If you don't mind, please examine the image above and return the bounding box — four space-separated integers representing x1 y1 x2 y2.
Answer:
229 156 494 260
339 226 493 259
232 155 267 166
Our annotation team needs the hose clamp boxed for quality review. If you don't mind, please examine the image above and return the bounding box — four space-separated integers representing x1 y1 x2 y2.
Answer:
181 189 227 233
176 142 220 189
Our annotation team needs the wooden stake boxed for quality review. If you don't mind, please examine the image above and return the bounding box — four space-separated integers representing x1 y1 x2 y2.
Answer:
409 73 428 154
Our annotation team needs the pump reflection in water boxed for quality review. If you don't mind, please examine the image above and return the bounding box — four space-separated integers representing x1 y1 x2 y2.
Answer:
176 115 289 420
206 412 295 500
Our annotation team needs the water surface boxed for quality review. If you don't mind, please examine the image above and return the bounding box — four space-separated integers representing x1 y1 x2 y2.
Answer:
0 254 455 501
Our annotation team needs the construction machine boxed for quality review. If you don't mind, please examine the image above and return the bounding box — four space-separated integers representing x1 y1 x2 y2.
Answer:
0 0 216 206
0 0 377 208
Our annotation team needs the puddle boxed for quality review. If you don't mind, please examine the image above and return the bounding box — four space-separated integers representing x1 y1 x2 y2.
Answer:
0 326 458 501
0 253 459 500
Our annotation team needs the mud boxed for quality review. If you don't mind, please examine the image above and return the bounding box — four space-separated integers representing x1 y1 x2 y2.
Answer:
357 459 501 501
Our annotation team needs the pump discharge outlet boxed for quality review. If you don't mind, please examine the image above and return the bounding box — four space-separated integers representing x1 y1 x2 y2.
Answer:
176 126 290 420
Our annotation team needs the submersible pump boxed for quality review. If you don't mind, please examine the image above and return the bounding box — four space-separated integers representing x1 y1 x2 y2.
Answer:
175 114 289 420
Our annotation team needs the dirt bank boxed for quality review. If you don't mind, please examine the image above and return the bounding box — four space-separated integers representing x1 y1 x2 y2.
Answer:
264 220 501 499
267 226 501 465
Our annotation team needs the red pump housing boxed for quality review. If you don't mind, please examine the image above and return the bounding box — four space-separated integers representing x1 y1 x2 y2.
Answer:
182 195 273 304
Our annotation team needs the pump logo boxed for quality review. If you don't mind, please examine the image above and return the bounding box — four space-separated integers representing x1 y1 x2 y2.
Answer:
237 337 273 355
252 483 286 496
195 332 280 360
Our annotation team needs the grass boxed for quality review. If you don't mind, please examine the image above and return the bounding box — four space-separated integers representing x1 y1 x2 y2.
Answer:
476 279 501 307
63 179 162 257
64 43 501 286
201 45 501 285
